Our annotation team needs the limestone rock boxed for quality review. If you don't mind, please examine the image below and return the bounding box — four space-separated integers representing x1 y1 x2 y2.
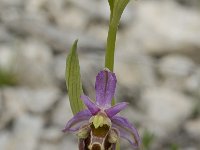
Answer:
51 95 73 128
6 114 43 150
140 87 194 137
127 1 200 60
184 118 200 138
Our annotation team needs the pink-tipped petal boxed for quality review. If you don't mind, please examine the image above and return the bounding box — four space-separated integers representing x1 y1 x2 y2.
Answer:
95 69 117 107
105 102 128 118
81 95 100 115
111 116 141 148
62 109 92 133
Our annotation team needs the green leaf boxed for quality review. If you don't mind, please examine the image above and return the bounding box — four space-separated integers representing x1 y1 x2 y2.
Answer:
66 40 85 115
112 0 130 24
108 0 115 19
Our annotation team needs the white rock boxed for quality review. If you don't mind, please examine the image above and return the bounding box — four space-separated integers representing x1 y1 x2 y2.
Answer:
53 54 66 82
158 55 195 78
0 45 15 70
70 0 133 24
25 87 60 113
41 126 63 142
128 1 200 57
115 51 156 100
184 118 200 138
140 87 194 137
13 39 55 87
51 95 73 128
86 23 108 42
56 8 88 30
185 68 200 97
60 136 77 150
0 132 10 150
1 88 26 129
3 87 60 114
38 142 59 150
7 114 43 150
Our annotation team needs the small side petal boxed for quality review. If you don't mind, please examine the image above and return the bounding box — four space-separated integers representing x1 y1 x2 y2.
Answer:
111 116 141 148
105 102 128 118
62 109 92 133
95 69 117 107
81 95 100 115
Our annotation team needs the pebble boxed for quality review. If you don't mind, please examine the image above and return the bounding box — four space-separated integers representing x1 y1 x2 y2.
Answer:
3 87 60 114
140 87 194 137
127 0 200 58
184 118 200 138
0 131 10 150
41 126 63 142
0 45 15 70
158 54 195 78
7 114 43 150
51 95 73 128
13 39 55 87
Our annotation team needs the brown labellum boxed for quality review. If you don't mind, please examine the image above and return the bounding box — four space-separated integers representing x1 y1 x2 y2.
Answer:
78 124 117 150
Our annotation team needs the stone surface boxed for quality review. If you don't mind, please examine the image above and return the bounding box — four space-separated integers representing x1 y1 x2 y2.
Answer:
13 39 55 87
158 55 195 79
184 118 200 138
115 51 156 101
55 7 88 30
52 54 66 83
0 131 10 150
38 142 59 150
140 87 194 137
41 126 63 142
0 45 15 70
127 1 200 59
69 0 133 23
3 87 60 114
185 68 200 98
6 114 43 150
59 136 77 150
51 95 73 128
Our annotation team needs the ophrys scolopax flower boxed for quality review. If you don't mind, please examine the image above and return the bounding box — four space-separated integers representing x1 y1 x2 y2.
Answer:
63 69 141 150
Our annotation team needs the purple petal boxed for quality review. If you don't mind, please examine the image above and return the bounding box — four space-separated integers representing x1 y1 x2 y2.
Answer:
81 95 100 115
95 69 117 107
111 116 141 148
62 109 92 133
105 102 128 118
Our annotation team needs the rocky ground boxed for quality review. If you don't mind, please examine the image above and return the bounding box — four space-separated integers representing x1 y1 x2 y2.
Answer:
0 0 200 150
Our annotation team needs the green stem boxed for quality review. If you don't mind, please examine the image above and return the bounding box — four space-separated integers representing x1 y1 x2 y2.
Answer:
105 22 118 72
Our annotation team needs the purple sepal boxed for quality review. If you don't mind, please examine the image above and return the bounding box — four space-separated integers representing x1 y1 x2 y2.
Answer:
95 69 117 108
105 102 128 118
111 116 141 148
62 109 92 133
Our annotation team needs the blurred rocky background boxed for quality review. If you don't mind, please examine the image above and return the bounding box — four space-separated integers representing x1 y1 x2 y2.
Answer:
0 0 200 150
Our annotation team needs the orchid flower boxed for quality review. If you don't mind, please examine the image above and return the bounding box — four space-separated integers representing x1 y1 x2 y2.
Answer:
63 69 141 150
